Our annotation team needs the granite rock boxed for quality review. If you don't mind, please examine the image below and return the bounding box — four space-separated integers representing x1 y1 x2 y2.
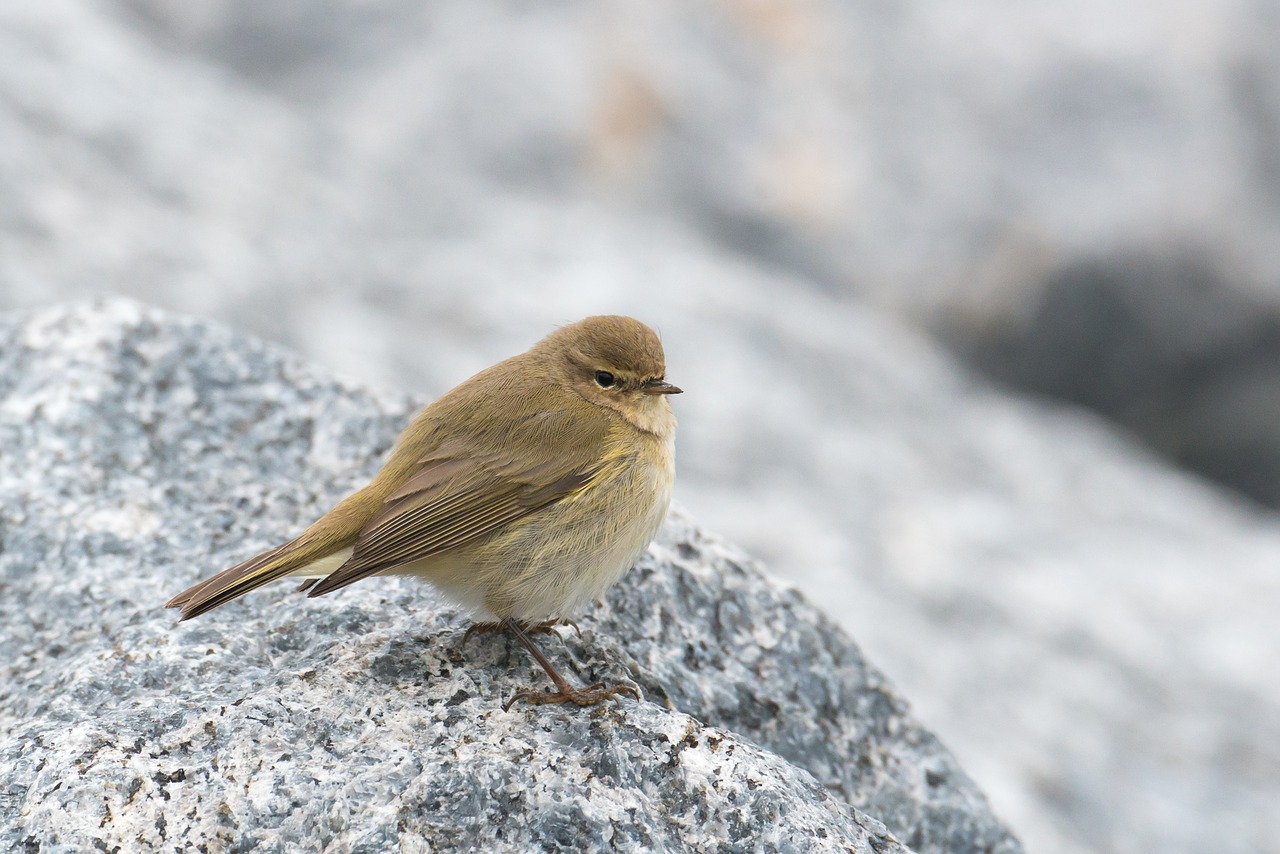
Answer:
0 301 1018 853
4 3 1280 853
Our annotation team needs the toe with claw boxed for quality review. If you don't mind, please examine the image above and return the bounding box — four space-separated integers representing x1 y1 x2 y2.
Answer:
462 618 575 650
504 682 639 711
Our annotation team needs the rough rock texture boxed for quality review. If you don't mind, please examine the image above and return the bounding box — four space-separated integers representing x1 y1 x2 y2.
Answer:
0 301 1018 853
4 4 1280 854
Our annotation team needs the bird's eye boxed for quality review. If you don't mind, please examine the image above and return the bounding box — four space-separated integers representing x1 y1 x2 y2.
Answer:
594 370 616 388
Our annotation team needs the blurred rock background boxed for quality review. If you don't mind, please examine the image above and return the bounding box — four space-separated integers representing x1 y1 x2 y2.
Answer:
2 1 1278 852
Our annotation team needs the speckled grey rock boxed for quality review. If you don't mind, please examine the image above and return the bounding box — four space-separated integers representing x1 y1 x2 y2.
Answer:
7 5 1280 853
0 301 1018 853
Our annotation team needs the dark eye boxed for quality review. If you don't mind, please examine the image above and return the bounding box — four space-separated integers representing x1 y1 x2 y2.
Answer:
594 370 616 388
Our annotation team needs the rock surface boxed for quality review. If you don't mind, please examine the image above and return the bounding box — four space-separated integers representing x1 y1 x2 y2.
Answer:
4 4 1280 853
0 301 1019 853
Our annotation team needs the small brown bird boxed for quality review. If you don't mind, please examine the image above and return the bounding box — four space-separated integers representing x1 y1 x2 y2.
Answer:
167 316 680 707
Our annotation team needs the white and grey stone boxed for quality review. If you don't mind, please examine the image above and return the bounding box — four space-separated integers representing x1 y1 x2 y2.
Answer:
4 3 1280 853
0 301 1019 853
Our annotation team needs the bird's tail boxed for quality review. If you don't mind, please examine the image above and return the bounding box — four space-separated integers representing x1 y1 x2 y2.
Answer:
165 487 380 620
166 533 358 620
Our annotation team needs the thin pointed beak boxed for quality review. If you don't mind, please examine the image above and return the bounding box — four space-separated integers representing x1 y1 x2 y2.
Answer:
640 379 682 395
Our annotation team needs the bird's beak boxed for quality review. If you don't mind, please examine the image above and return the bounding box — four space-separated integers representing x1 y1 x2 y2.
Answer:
640 379 682 395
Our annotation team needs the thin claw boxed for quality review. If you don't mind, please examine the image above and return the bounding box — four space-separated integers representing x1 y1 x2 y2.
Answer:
505 682 639 709
493 618 639 711
462 619 572 652
529 618 576 639
462 622 505 651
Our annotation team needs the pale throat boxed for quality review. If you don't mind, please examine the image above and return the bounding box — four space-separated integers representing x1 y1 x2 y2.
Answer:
616 396 676 439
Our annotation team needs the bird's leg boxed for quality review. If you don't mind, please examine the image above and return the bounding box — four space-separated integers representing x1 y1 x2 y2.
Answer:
500 618 638 710
461 617 578 650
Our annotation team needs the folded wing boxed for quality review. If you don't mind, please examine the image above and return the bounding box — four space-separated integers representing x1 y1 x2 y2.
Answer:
307 428 606 597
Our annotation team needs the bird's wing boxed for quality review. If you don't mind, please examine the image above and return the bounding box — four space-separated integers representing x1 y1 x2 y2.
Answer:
306 417 609 596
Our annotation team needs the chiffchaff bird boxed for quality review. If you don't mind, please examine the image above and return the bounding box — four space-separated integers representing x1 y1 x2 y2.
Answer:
166 316 680 707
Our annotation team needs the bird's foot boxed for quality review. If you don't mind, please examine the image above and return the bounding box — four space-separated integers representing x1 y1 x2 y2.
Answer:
504 681 639 711
461 618 579 650
477 617 635 711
